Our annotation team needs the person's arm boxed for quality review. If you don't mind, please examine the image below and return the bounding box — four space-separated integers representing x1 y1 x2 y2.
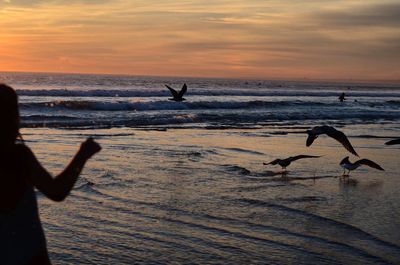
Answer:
26 138 101 202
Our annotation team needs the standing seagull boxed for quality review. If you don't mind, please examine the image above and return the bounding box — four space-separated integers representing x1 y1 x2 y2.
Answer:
165 83 187 102
340 156 384 176
385 139 400 145
306 125 359 156
263 155 321 171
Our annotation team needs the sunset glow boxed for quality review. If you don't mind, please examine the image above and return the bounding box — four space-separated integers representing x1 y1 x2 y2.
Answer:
1 0 399 80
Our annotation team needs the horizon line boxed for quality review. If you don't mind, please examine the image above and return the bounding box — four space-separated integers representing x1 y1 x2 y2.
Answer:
1 70 400 85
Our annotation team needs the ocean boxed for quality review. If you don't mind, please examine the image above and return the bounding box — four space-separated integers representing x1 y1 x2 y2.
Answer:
2 72 400 264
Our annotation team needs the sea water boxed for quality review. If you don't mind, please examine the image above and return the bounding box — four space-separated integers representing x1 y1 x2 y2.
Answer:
2 72 400 264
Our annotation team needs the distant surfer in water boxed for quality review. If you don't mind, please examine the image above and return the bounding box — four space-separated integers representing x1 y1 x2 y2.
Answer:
339 92 346 102
0 84 101 264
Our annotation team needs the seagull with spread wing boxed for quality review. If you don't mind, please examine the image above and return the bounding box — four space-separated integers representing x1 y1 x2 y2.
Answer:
165 83 187 102
340 156 384 176
306 125 359 156
385 138 400 145
263 155 321 171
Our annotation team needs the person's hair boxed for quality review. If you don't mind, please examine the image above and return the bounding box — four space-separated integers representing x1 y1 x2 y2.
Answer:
0 84 21 146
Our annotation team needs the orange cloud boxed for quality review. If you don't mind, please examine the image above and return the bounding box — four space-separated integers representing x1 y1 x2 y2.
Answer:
0 0 399 80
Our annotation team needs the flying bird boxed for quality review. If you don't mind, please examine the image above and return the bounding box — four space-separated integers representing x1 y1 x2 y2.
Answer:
165 83 187 102
340 156 384 176
306 125 359 156
263 155 321 170
385 138 400 145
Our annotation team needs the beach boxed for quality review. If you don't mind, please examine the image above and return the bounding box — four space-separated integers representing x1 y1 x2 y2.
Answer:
24 127 400 264
3 72 400 264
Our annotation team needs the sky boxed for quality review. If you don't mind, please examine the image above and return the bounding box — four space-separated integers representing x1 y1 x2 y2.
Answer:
0 0 399 80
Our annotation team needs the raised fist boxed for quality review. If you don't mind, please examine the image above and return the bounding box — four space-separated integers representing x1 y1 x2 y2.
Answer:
79 137 101 159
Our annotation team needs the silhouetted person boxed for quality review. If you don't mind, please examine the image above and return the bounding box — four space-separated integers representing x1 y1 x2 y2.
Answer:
339 92 346 102
0 84 101 264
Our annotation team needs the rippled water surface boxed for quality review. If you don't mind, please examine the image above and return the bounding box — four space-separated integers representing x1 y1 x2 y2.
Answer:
0 72 399 129
2 72 400 264
24 127 400 264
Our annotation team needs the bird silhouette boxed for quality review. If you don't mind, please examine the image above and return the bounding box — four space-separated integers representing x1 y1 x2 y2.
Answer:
339 156 384 176
385 139 400 145
306 125 359 156
263 155 321 171
165 84 187 102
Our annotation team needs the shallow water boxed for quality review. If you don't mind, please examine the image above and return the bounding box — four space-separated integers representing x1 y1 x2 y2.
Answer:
2 72 400 264
24 127 400 264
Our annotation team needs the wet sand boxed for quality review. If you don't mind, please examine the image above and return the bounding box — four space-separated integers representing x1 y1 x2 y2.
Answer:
24 126 400 264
